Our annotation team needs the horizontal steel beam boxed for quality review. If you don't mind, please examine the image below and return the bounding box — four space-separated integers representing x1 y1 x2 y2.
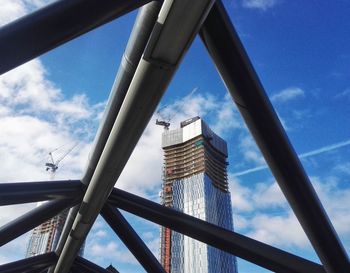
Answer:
71 256 112 273
0 252 57 273
0 198 77 247
101 205 165 273
0 180 84 206
0 0 152 75
199 2 350 273
108 188 326 273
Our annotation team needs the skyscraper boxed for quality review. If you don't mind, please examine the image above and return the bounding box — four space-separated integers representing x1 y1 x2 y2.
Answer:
159 117 238 273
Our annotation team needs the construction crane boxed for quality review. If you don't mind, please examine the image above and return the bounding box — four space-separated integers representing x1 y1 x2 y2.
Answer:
45 143 78 178
156 119 170 130
155 105 173 130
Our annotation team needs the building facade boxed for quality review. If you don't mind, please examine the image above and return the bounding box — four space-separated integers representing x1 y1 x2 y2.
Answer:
26 204 68 257
160 117 238 273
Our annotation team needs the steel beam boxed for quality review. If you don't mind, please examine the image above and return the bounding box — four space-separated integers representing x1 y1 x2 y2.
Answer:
0 198 77 247
101 205 165 273
0 0 152 75
53 1 163 260
71 256 112 273
199 2 350 273
54 1 216 272
0 252 57 273
0 180 83 206
108 188 326 273
83 1 163 185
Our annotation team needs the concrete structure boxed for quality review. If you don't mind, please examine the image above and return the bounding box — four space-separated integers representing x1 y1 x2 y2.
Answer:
160 117 238 273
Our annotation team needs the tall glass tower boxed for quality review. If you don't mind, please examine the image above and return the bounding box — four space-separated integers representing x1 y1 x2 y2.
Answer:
160 117 238 273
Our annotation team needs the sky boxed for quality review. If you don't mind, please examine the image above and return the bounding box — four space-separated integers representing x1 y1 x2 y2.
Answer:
0 0 350 272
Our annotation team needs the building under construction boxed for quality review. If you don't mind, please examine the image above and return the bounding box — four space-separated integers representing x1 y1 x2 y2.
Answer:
160 117 237 273
26 206 68 257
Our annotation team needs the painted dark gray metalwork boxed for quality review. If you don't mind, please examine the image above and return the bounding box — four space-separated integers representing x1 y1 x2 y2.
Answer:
101 205 166 273
71 256 112 273
0 0 152 75
0 252 57 273
55 2 162 260
199 2 350 273
0 198 77 247
108 188 326 273
54 1 216 272
0 180 83 206
83 1 162 184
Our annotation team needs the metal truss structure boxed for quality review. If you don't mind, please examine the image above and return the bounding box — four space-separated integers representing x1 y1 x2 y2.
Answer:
0 1 349 273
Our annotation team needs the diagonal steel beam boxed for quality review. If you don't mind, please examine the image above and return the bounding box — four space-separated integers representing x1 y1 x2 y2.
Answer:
0 180 84 206
108 188 326 273
0 0 152 75
0 252 57 273
101 205 165 273
199 2 350 273
0 198 78 247
53 1 163 261
54 1 216 272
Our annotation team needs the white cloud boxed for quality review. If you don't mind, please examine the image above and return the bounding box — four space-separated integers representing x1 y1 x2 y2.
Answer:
88 240 138 265
0 60 99 183
210 94 242 136
0 0 26 26
242 0 278 11
334 162 350 176
95 229 108 238
230 176 255 212
271 87 305 103
334 88 350 100
238 134 265 165
312 176 350 239
0 203 36 263
252 182 286 208
0 0 56 27
229 175 285 213
231 174 350 252
247 212 310 248
0 233 31 264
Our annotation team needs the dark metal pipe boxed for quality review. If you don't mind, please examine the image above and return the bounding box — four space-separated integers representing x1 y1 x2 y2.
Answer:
0 252 57 273
0 198 77 247
71 256 112 273
108 188 326 273
54 1 162 259
199 2 350 273
0 0 151 75
101 205 165 273
0 180 83 206
83 1 162 184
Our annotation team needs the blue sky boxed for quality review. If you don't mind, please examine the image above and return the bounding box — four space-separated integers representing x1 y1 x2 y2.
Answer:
0 0 349 272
